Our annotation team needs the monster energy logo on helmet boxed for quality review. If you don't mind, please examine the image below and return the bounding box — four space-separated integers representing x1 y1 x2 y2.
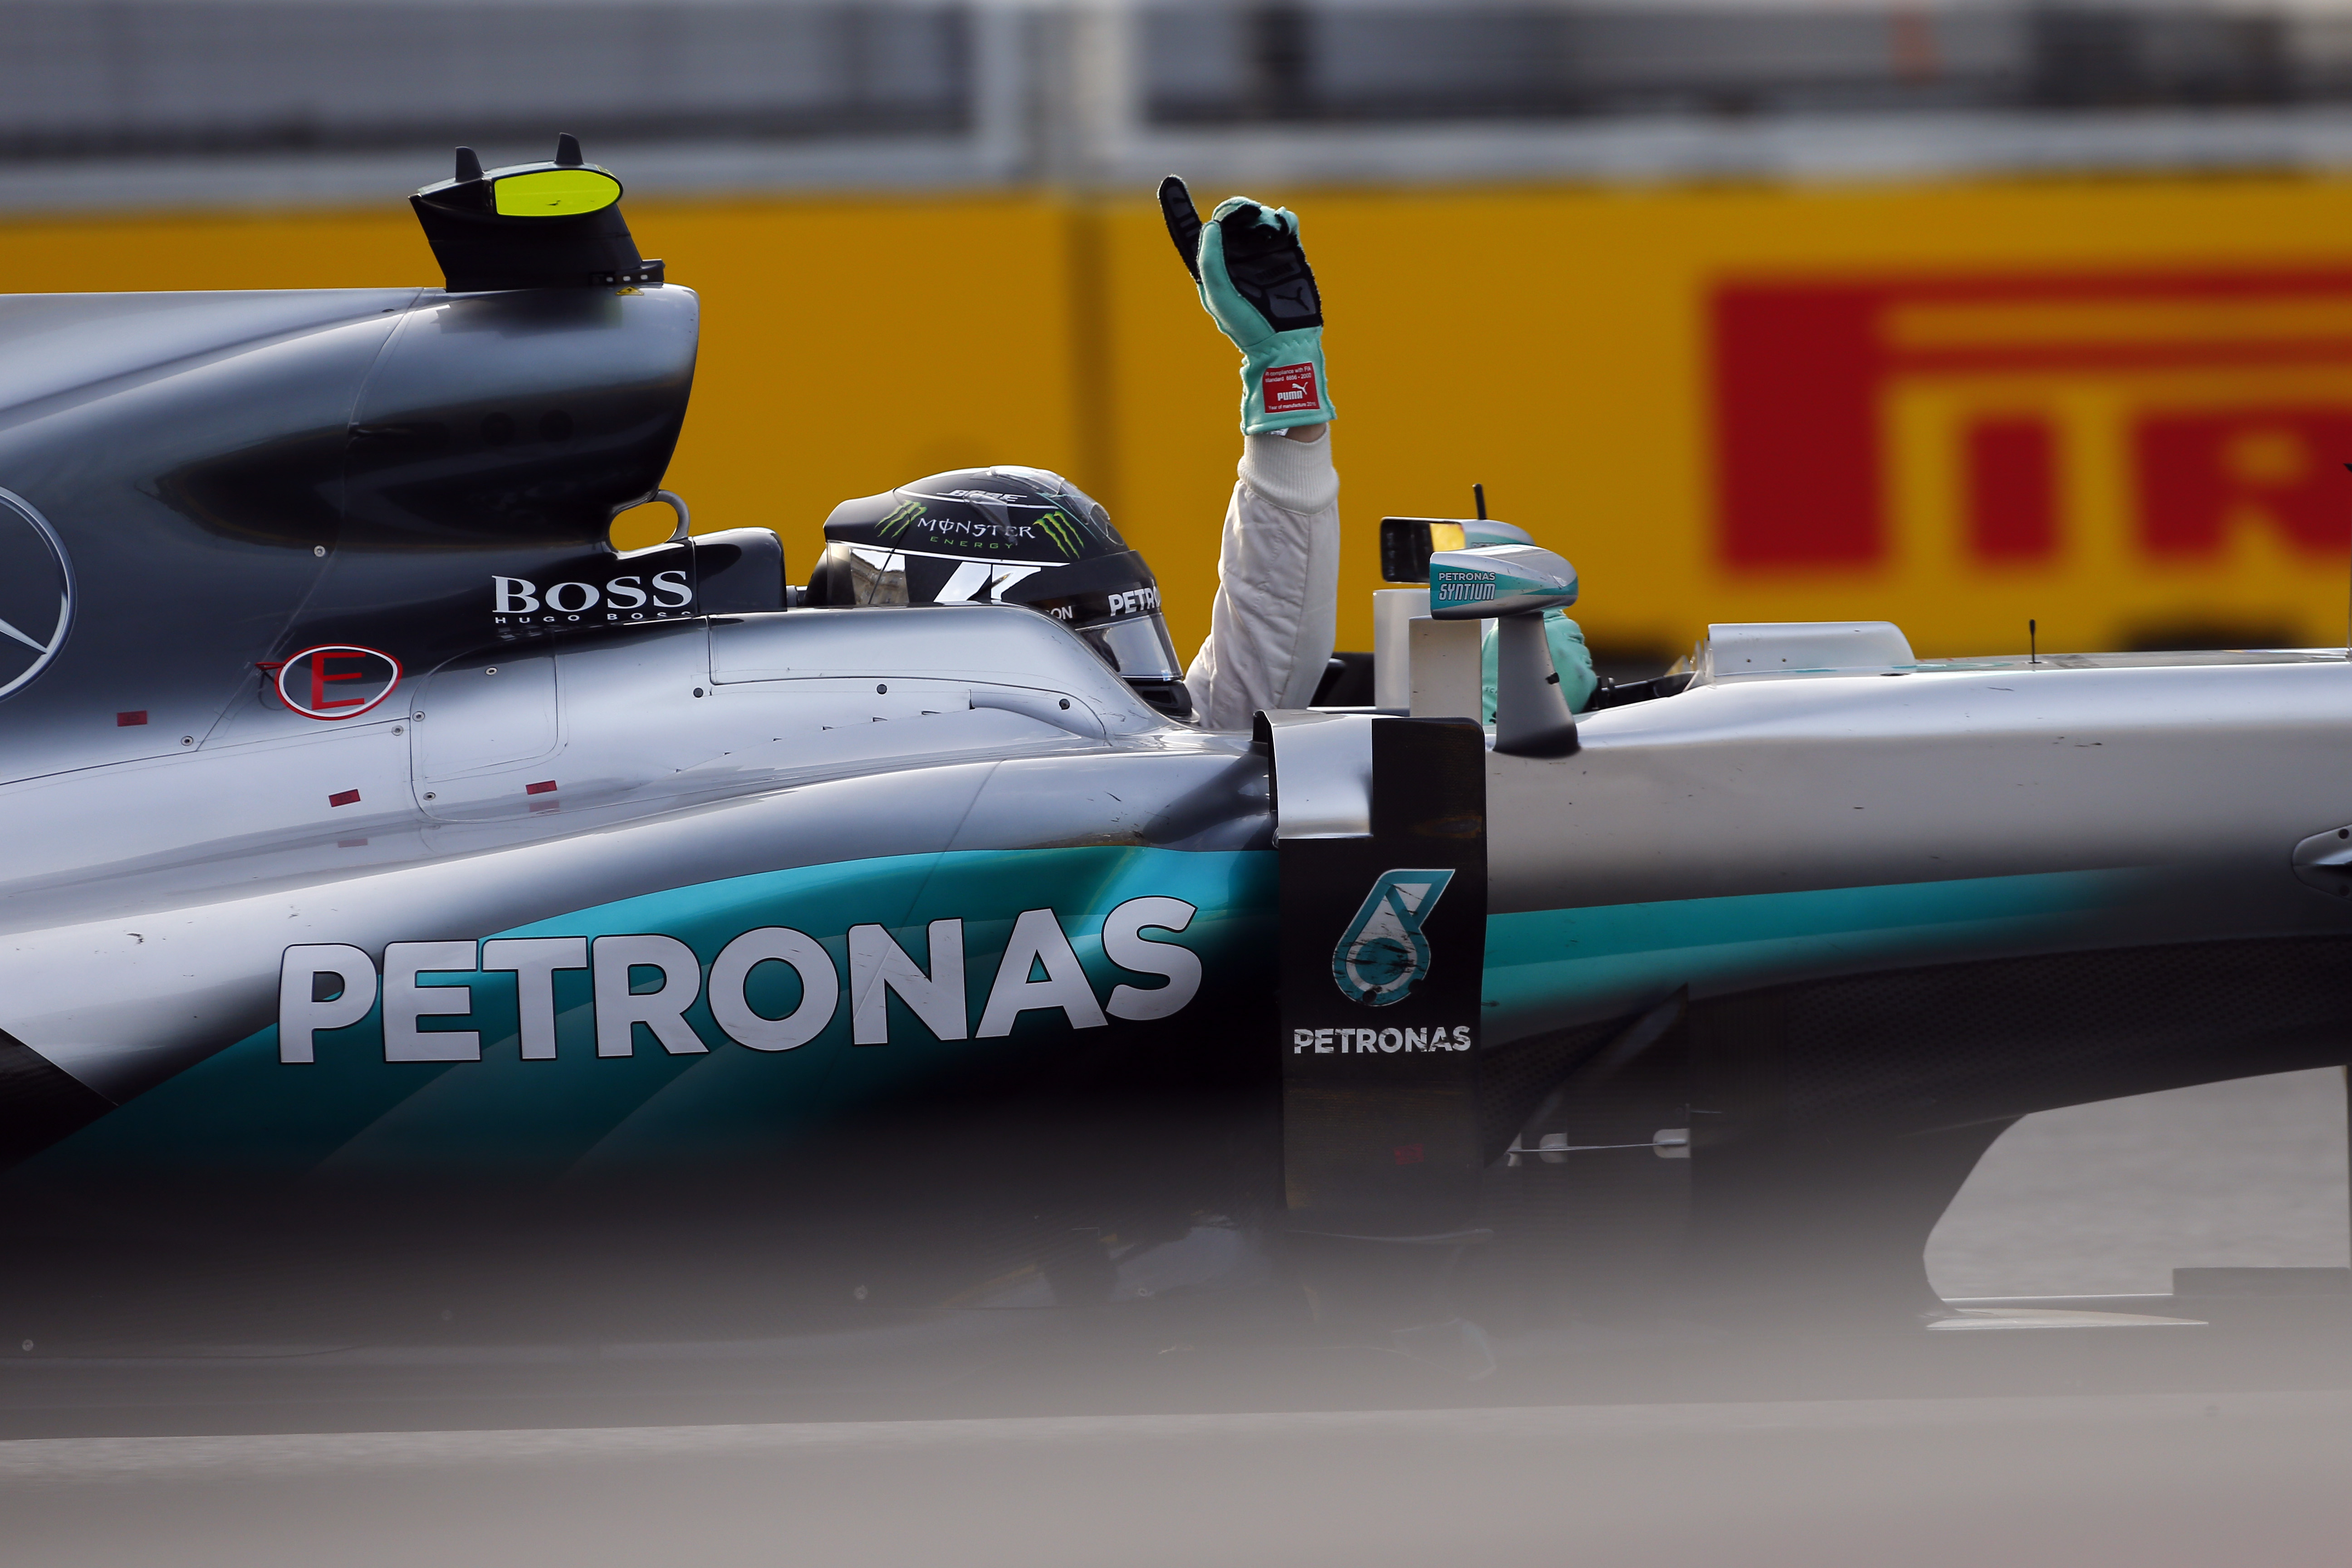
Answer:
1032 510 1086 555
1332 868 1454 1006
806 464 1194 719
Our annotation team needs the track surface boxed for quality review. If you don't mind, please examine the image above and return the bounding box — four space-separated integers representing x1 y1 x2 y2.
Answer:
8 1391 2352 1568
4 1070 2347 1567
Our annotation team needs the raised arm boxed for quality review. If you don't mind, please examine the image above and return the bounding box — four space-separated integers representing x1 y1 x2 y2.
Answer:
1158 177 1342 730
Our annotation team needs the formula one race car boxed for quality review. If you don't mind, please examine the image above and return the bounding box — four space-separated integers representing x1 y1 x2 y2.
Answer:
2 144 2348 1362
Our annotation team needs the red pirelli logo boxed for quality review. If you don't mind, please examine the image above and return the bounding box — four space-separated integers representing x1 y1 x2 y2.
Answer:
1712 270 2352 569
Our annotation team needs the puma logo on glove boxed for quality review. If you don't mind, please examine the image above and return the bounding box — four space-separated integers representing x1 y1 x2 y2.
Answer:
1159 175 1333 435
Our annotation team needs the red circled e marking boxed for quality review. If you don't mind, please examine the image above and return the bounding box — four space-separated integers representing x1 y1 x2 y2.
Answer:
273 645 403 720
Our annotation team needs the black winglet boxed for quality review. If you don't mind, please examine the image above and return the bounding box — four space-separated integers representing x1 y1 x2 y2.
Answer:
1158 175 1203 284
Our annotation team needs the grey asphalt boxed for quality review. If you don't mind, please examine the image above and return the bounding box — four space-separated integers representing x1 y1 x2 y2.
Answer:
5 1391 2352 1567
3 1070 2347 1568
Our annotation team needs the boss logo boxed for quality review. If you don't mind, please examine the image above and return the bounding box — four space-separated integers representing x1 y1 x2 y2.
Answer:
491 572 694 626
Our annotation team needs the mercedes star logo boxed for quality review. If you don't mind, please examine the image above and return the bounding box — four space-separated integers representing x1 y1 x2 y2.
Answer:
0 489 72 701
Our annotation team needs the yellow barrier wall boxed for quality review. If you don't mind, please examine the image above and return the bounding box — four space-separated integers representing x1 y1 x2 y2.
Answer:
14 176 2352 663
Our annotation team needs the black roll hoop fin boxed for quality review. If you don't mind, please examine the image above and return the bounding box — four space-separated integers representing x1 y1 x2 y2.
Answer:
409 135 664 294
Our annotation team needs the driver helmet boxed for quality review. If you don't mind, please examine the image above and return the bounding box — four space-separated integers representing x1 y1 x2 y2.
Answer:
807 466 1192 719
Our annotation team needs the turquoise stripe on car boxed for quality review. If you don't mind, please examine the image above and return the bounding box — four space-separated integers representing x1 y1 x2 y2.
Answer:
1483 868 2145 1041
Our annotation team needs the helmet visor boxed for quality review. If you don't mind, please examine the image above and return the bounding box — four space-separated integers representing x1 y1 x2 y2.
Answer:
1077 612 1184 683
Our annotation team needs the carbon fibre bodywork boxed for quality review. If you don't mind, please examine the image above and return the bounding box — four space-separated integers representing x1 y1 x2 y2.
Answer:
2 281 2349 1353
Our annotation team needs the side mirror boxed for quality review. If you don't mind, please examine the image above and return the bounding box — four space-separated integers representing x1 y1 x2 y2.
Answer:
1428 544 1578 621
1429 544 1580 759
1378 515 1535 584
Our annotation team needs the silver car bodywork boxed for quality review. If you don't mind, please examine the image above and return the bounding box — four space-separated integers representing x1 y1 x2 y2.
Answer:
1 280 2346 1353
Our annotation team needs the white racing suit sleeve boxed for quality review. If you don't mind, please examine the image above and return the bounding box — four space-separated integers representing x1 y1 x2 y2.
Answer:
1182 431 1341 731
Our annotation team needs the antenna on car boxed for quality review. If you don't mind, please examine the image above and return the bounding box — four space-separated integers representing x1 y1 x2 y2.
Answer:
2029 618 2038 666
1472 483 1488 521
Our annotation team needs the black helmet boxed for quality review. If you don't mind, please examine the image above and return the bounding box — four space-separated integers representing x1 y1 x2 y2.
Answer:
808 466 1192 719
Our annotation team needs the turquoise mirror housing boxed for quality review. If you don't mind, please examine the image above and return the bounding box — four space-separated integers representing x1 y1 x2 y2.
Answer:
1428 544 1578 621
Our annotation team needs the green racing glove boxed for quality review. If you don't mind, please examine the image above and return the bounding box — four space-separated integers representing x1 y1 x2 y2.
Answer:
1159 175 1331 434
1481 609 1599 722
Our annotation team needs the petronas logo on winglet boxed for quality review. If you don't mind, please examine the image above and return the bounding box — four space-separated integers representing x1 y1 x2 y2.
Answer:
1332 868 1454 1006
1033 509 1084 556
877 501 926 539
